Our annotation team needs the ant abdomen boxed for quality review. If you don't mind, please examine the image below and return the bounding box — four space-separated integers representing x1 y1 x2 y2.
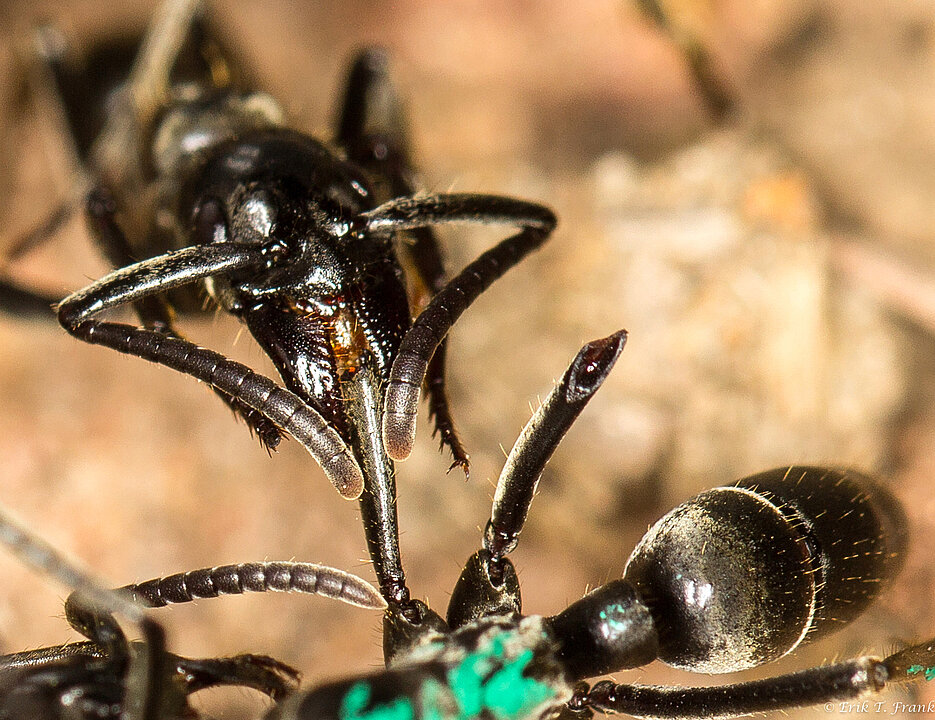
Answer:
623 466 906 674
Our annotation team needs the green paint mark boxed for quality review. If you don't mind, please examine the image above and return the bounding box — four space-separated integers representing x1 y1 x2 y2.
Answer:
341 681 415 720
341 683 372 716
444 629 558 720
449 640 497 717
905 665 935 682
342 626 560 720
484 648 554 719
598 604 628 636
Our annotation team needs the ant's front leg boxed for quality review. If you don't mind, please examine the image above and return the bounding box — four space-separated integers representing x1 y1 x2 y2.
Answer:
584 637 935 719
335 49 469 474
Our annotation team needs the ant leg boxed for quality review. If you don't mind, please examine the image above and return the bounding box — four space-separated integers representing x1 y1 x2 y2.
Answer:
585 638 935 719
182 3 259 92
93 0 203 176
56 245 365 498
0 28 89 320
0 192 74 319
335 49 407 170
0 280 58 318
446 331 626 628
176 654 300 700
5 203 77 261
425 345 469 473
0 643 103 671
0 193 76 320
634 0 734 121
358 193 556 461
3 646 301 703
336 49 469 473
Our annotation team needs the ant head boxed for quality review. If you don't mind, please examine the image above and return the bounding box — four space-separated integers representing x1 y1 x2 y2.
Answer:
185 130 389 303
187 129 373 226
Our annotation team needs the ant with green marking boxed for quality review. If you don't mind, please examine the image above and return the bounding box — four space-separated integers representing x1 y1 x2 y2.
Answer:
2 1 933 718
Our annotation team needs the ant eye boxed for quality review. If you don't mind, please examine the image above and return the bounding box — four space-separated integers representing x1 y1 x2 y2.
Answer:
240 190 276 239
192 197 228 244
222 188 279 246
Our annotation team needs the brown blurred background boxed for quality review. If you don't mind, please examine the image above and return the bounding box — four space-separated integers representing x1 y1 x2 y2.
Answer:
2 0 935 717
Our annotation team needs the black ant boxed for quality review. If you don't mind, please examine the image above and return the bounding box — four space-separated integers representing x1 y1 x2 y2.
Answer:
1 331 933 720
274 332 935 720
0 0 554 608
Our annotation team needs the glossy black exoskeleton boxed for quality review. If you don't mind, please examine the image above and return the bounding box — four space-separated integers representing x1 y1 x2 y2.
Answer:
0 0 555 607
2 331 932 720
4 4 934 719
268 332 935 720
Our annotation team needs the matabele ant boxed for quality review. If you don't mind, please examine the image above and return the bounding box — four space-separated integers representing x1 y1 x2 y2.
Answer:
0 0 554 608
0 331 933 720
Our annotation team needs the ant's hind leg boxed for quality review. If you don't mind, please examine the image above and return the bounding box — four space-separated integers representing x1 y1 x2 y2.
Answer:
585 637 935 719
335 49 470 473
